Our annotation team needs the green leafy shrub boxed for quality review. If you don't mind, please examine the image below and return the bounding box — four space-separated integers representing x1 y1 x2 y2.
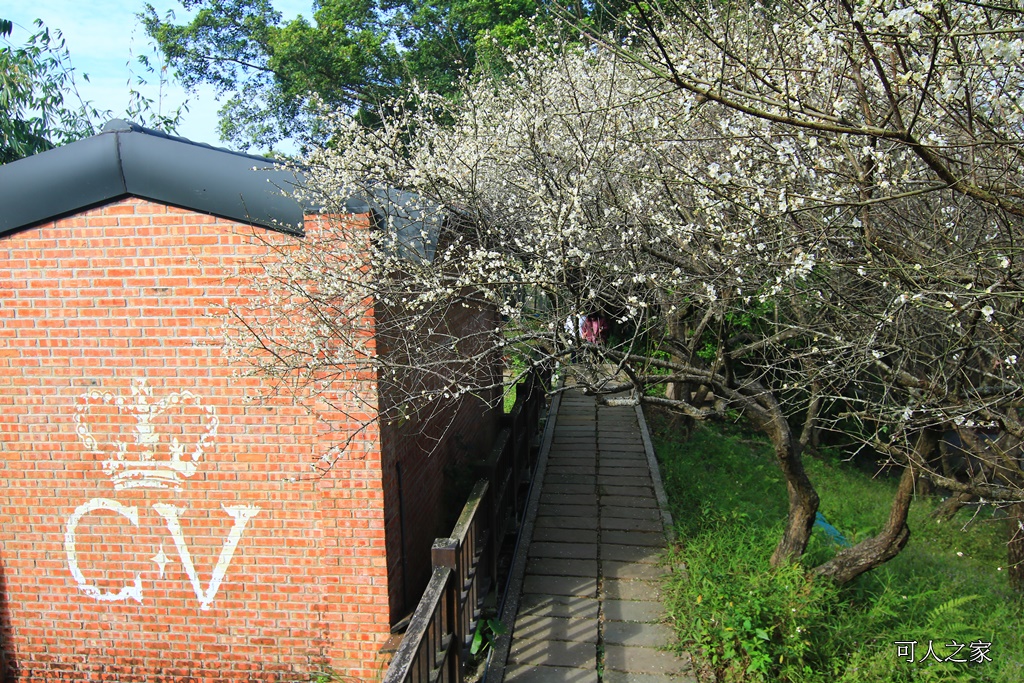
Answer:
470 617 508 659
651 415 1024 683
664 522 838 681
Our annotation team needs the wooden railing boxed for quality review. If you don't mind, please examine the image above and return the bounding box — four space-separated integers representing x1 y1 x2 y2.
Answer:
382 366 549 683
384 566 459 683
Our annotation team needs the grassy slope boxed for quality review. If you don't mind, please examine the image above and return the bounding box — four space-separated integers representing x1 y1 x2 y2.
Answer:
647 410 1024 683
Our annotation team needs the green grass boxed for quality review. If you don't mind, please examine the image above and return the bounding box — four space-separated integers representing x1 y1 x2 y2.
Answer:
648 412 1024 683
503 381 517 413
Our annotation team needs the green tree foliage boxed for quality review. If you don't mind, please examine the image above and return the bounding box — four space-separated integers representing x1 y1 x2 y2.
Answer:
1 17 189 164
141 0 633 150
0 18 98 163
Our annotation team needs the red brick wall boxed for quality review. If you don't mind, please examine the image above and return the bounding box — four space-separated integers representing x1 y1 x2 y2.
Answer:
0 199 391 681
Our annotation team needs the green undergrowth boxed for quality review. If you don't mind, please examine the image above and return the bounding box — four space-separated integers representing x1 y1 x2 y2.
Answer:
648 411 1024 683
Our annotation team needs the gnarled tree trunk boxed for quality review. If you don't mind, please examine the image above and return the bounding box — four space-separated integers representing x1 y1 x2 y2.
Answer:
929 492 974 522
772 473 820 566
741 386 820 566
814 431 937 584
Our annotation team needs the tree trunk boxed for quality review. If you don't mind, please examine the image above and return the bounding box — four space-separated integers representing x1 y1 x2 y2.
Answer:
928 492 974 522
741 388 820 566
814 431 936 584
798 381 822 456
1008 503 1024 592
772 471 820 566
665 311 687 402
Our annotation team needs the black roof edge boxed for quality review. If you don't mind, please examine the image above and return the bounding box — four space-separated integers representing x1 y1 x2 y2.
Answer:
0 121 447 264
346 188 444 264
99 119 283 166
0 119 307 236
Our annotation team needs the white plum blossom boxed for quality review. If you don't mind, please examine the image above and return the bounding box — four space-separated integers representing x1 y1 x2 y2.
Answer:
223 0 1024 577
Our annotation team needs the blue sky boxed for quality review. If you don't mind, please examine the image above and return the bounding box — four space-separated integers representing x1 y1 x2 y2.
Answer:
4 0 311 152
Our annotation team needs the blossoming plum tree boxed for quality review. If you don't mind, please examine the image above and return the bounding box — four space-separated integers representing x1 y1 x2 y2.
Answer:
230 0 1024 585
623 0 1024 585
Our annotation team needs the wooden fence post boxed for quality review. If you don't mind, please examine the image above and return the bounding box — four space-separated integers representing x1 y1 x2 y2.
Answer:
431 538 463 682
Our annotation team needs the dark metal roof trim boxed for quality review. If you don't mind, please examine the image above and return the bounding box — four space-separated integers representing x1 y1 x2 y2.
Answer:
355 188 445 264
0 120 447 265
0 119 306 236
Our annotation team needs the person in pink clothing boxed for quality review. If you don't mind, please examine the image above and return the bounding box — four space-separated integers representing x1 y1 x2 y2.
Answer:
581 313 609 344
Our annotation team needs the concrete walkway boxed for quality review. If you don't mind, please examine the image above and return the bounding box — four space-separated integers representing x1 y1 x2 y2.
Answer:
491 390 695 683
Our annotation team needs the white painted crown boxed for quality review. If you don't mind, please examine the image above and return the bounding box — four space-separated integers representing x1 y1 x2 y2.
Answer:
73 379 219 490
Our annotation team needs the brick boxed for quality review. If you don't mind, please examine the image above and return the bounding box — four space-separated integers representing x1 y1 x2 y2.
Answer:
599 516 664 533
523 575 597 597
601 561 665 581
603 579 662 601
529 542 598 560
512 615 599 643
518 595 600 620
602 530 665 547
603 670 697 683
598 485 655 498
0 198 501 682
603 621 675 648
526 557 598 578
600 506 662 521
600 544 663 564
532 527 598 544
534 514 598 531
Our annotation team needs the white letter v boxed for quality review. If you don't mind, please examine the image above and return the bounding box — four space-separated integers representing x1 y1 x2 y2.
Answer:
152 503 261 611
